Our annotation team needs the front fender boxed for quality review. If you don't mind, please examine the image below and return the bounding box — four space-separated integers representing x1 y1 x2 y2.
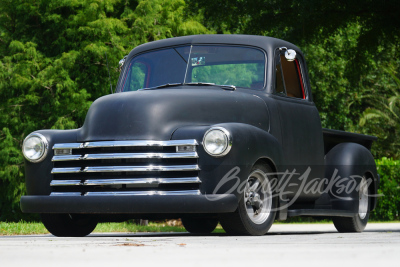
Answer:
24 129 80 196
171 123 284 199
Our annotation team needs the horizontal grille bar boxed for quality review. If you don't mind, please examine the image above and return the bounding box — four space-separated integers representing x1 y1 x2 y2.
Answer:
50 192 82 196
85 190 201 196
53 139 198 150
50 177 201 187
84 177 201 186
52 152 198 162
49 190 201 196
51 180 81 186
51 165 199 174
52 167 81 174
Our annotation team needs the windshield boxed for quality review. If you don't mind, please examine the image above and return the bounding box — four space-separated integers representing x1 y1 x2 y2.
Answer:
120 45 266 92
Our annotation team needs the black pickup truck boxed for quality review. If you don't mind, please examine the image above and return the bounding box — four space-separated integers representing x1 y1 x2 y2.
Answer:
20 35 379 236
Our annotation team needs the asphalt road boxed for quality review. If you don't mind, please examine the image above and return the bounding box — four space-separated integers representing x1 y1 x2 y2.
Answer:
1 223 399 267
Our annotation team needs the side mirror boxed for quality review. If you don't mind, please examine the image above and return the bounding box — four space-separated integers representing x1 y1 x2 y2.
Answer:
119 56 127 71
279 47 297 61
284 49 296 61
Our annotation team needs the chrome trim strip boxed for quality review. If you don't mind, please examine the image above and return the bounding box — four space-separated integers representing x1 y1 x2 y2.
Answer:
83 165 199 173
53 139 198 150
52 155 82 161
52 152 198 162
50 192 82 196
50 180 82 186
83 177 201 186
51 165 199 174
84 190 201 196
53 143 83 149
51 167 82 174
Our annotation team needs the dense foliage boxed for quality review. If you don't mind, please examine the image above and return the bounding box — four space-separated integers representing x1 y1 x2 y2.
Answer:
0 0 399 221
370 158 400 221
0 0 208 220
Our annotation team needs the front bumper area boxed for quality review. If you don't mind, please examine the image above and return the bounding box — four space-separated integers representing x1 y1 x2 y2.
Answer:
20 194 238 214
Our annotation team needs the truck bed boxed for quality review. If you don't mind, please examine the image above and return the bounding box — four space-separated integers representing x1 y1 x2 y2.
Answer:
322 128 377 154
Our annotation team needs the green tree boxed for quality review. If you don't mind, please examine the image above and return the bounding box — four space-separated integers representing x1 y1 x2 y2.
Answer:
358 66 400 158
188 0 400 56
0 0 209 221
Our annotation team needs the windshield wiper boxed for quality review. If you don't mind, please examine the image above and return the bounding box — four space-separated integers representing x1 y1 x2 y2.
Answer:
184 82 236 91
139 83 183 91
139 82 236 91
156 83 183 88
185 82 216 86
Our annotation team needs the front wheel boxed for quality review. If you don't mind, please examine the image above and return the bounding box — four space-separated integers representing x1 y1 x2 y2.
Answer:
41 214 98 237
219 164 277 235
333 176 370 233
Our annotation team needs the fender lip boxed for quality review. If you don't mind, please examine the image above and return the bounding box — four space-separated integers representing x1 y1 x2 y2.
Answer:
20 194 238 214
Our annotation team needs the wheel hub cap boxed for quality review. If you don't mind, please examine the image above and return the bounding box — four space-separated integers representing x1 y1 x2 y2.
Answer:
244 170 272 224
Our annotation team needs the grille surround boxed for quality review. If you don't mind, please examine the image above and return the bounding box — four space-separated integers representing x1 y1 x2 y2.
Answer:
51 140 200 196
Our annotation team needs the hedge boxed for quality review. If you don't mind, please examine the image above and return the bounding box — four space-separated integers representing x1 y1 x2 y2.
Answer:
370 157 400 221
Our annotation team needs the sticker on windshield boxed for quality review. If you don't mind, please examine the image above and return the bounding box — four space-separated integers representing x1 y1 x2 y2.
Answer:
191 57 205 66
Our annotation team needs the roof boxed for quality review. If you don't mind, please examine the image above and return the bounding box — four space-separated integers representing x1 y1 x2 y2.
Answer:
127 34 301 57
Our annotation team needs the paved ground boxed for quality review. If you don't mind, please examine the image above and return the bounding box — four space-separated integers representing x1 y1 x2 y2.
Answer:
1 223 399 267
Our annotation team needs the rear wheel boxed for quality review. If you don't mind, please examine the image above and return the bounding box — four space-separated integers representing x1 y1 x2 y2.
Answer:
219 164 277 235
41 213 98 237
181 217 218 234
333 176 370 233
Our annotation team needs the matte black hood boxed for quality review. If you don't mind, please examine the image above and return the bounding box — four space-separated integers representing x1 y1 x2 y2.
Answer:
78 88 270 141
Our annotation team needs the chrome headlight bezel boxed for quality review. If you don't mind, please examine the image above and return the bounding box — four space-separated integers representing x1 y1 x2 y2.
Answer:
202 127 232 157
22 133 49 163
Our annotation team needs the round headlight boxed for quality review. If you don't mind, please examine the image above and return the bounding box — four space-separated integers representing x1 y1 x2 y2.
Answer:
203 127 232 157
22 133 49 163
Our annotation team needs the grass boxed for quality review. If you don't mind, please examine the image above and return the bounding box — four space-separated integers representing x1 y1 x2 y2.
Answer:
1 220 398 236
93 221 187 233
0 221 190 236
0 221 49 235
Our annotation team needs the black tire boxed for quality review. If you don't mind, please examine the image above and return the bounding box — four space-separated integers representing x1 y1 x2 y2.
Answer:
41 213 98 237
181 217 218 234
333 176 370 233
219 164 277 235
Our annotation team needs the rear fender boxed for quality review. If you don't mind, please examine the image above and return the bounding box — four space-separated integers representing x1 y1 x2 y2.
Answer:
325 142 379 212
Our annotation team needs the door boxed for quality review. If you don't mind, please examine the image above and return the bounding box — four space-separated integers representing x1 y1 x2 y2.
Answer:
273 50 325 203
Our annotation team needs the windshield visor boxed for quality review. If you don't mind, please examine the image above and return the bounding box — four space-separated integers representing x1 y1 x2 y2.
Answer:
120 45 266 92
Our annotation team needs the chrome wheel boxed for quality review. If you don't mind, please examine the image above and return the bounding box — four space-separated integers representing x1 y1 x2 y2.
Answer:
358 177 369 219
244 170 272 224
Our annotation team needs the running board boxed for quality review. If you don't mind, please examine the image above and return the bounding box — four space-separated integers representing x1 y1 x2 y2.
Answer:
287 209 356 218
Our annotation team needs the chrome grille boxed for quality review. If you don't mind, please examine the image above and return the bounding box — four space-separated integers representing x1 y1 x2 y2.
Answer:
50 140 200 196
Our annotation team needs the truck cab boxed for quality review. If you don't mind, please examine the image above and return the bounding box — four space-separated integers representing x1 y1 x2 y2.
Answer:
21 35 379 236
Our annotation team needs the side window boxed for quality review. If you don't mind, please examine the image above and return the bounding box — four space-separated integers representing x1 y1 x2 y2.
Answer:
275 52 306 99
125 61 147 91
